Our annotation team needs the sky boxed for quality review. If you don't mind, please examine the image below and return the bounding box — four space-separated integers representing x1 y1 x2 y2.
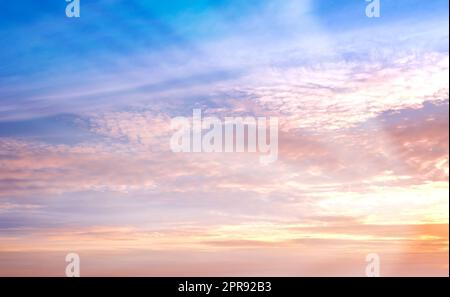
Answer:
0 0 448 276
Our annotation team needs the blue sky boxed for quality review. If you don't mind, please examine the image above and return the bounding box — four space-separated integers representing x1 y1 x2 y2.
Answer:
0 1 448 122
1 0 447 76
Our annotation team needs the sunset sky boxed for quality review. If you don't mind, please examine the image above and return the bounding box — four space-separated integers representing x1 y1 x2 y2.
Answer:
0 0 448 276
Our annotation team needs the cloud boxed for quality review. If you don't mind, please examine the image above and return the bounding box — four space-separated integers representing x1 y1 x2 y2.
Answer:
0 0 448 276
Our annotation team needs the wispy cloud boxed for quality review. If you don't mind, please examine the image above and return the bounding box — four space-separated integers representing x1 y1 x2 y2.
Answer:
0 0 448 276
